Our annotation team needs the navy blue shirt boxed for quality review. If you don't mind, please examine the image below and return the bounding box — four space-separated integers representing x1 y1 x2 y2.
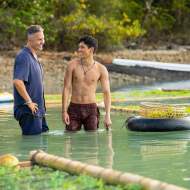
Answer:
13 47 45 121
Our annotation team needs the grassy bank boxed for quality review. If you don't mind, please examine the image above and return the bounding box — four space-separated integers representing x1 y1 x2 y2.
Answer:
44 90 190 101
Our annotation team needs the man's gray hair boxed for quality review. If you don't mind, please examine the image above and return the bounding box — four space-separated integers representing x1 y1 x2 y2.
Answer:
25 25 44 41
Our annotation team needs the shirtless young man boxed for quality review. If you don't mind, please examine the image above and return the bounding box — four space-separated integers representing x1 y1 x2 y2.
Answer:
62 35 112 131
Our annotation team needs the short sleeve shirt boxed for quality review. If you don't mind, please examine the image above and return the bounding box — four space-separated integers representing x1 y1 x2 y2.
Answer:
13 47 45 120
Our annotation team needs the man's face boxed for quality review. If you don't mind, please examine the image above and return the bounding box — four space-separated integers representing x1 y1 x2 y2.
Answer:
78 41 93 58
30 32 45 51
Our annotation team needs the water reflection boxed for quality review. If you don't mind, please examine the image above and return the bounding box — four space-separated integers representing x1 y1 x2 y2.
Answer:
63 130 114 169
141 140 188 160
0 134 49 161
21 135 49 153
126 131 190 161
0 102 13 112
0 103 13 122
105 131 114 169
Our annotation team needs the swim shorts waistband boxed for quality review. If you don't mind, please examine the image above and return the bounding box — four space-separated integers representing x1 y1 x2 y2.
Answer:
69 102 97 109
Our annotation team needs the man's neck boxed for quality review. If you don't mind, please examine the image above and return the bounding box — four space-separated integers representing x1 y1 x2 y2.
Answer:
81 55 94 66
26 44 37 58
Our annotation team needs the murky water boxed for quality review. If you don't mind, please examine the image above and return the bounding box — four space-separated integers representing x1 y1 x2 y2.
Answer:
0 103 190 188
112 98 190 107
43 79 190 94
5 78 190 95
111 79 190 93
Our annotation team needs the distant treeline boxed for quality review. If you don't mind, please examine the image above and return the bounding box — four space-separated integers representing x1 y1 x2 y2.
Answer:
0 0 190 51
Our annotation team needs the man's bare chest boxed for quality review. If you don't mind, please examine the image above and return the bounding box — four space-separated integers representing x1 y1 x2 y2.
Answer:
73 68 100 85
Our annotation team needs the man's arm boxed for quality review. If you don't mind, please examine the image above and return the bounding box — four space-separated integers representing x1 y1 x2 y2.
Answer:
62 62 74 125
13 79 38 114
100 66 112 130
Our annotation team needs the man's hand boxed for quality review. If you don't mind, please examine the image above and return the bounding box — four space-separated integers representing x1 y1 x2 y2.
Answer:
104 116 112 131
62 112 70 125
28 102 38 114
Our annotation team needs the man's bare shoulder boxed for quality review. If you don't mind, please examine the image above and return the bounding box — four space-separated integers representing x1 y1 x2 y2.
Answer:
66 59 80 70
67 59 80 66
96 61 108 74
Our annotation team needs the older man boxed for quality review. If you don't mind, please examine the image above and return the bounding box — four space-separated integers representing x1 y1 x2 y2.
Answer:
13 25 49 135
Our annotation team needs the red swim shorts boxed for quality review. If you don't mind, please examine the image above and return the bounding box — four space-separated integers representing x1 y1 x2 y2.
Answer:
66 102 100 131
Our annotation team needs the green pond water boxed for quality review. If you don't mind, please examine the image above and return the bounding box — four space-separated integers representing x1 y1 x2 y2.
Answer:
0 103 190 189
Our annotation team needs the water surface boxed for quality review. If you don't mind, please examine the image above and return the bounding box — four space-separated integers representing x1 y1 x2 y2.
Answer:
44 79 190 94
0 104 190 189
112 98 190 107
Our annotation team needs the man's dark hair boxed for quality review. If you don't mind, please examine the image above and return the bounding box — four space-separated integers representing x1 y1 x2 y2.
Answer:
25 25 44 41
79 35 98 54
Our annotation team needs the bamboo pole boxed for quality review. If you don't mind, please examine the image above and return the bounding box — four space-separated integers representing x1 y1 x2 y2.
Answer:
29 150 188 190
18 161 32 167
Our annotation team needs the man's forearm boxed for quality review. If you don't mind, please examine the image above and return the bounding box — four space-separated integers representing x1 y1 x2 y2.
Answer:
62 88 70 112
13 79 31 102
103 92 111 117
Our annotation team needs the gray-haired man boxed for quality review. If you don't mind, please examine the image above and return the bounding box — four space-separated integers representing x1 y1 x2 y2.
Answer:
13 25 49 135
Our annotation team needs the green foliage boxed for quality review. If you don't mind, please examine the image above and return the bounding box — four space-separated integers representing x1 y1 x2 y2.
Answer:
0 165 142 190
0 0 58 42
76 174 104 189
61 10 145 49
108 90 190 100
0 165 76 189
122 183 142 190
0 0 143 50
1 0 190 49
143 0 190 44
